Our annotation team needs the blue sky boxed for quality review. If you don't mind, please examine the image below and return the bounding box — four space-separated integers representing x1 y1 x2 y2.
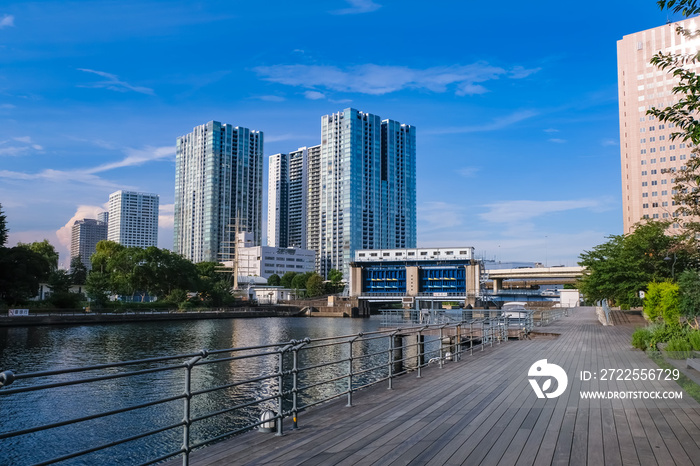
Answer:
0 0 683 268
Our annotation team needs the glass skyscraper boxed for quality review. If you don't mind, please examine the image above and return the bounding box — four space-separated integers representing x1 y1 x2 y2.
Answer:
174 121 263 263
268 108 416 278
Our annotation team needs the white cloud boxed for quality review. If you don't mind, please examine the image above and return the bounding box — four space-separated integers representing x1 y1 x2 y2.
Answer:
544 128 559 133
0 136 43 156
55 204 109 256
304 90 326 100
479 199 611 225
84 146 175 174
457 167 479 178
78 68 155 95
331 0 381 15
548 138 567 144
255 63 539 96
0 103 15 109
158 203 174 229
0 14 14 29
426 110 538 135
257 95 286 102
601 138 619 147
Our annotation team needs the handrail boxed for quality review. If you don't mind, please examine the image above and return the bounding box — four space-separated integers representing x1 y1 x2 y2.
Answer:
0 317 510 466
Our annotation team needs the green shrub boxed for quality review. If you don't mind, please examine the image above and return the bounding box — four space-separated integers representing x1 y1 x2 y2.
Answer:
665 337 693 359
688 330 700 351
647 322 687 349
644 282 662 321
631 327 652 350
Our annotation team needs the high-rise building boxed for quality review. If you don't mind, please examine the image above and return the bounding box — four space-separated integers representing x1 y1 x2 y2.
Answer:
70 218 107 270
267 145 317 249
267 152 288 248
319 108 416 277
174 121 263 263
107 190 159 248
268 109 415 278
618 19 698 233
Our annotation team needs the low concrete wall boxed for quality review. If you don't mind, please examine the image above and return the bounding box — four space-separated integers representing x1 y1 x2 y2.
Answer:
0 307 302 327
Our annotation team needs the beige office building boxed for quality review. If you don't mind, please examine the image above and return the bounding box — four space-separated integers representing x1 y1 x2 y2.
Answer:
618 19 698 233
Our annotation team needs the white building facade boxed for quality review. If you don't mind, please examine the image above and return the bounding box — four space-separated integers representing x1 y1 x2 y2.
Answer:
107 191 159 248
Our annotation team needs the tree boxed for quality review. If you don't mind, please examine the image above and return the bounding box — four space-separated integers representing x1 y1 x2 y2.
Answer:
267 274 281 286
70 256 88 285
18 239 59 273
291 273 307 291
306 273 325 297
678 269 700 322
649 1 700 231
280 271 297 289
0 246 52 304
577 221 691 307
327 268 343 293
85 271 110 307
0 202 7 247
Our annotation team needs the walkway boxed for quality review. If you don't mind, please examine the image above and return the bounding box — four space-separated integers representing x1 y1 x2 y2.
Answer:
178 307 700 465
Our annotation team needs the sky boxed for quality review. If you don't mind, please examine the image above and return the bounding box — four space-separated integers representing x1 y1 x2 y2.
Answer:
0 0 686 268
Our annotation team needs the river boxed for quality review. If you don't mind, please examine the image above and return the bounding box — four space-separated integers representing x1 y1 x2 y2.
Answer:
0 316 397 466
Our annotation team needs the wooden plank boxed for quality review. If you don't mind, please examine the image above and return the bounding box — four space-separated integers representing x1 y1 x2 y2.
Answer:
163 307 700 466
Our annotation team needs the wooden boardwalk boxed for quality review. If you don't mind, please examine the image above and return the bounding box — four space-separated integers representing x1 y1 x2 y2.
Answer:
179 307 700 466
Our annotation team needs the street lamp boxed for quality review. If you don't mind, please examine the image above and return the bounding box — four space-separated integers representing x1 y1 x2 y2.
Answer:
664 253 677 279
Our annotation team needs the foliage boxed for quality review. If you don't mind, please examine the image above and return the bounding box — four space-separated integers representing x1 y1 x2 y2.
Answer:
649 2 700 231
577 221 687 307
267 274 281 286
48 270 72 294
632 327 653 350
658 0 700 16
280 272 297 289
688 330 700 350
678 269 700 319
306 273 325 297
328 268 343 285
195 261 233 306
0 202 7 247
18 239 59 272
666 337 693 358
85 271 110 307
660 282 682 326
291 273 307 290
70 256 88 285
0 245 52 305
646 322 688 348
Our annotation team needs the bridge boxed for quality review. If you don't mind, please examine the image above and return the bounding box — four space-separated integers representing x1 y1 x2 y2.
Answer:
487 266 586 291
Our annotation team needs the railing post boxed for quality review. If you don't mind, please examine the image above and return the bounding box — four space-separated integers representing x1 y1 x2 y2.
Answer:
416 328 425 378
291 339 309 428
469 321 473 355
182 350 207 466
347 335 360 407
481 320 485 351
277 345 291 436
439 326 444 369
455 324 462 361
388 331 398 390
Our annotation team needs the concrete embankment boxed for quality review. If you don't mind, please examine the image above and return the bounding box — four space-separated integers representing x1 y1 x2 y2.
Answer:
0 306 302 327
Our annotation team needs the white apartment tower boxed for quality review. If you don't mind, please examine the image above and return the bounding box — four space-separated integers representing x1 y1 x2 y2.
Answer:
174 121 263 263
267 145 316 249
618 19 699 232
107 191 159 248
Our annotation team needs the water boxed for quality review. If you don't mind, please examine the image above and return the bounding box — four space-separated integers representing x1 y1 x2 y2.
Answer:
0 316 403 466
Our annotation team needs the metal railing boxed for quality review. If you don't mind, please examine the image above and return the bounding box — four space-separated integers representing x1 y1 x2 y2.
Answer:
0 317 509 466
534 307 570 326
